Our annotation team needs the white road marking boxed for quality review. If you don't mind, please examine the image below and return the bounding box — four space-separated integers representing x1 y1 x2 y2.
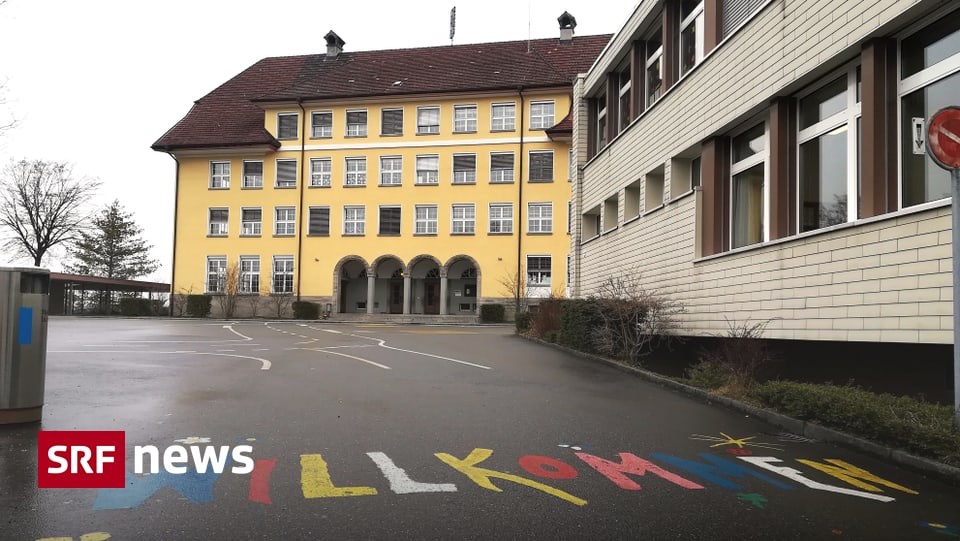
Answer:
223 325 253 341
49 350 271 370
294 348 391 370
216 349 236 352
321 329 342 334
367 452 457 494
350 336 491 370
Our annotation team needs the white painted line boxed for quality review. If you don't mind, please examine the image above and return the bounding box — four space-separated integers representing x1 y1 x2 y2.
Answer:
223 325 253 341
347 335 491 370
321 329 342 334
294 348 391 370
48 351 271 370
216 349 236 352
193 352 272 370
315 344 374 350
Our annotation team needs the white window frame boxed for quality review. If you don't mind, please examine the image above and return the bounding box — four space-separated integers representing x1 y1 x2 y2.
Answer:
239 255 260 294
646 29 663 107
311 110 333 138
242 161 263 188
272 256 294 294
345 109 368 137
527 202 553 234
526 255 552 287
380 156 403 186
617 67 632 132
345 157 367 186
451 203 475 235
452 153 477 184
488 203 514 234
277 112 299 139
310 157 332 187
796 64 861 229
491 102 516 131
208 208 228 236
275 158 298 188
529 101 555 129
417 106 440 134
730 121 770 248
240 207 262 236
596 95 608 150
453 104 478 133
414 204 438 235
679 0 705 78
274 207 295 236
343 206 365 236
206 256 227 293
416 155 439 185
210 161 230 189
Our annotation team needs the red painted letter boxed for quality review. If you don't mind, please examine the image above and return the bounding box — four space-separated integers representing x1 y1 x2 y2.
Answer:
248 459 277 504
575 452 704 491
518 455 578 479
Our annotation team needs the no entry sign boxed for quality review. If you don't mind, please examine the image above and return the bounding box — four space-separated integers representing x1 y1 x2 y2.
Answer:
927 106 960 170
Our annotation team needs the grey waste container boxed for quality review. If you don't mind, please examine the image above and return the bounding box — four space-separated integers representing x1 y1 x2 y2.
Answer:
0 267 50 424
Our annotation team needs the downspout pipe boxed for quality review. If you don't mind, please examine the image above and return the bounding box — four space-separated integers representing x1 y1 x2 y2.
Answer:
295 99 307 302
168 152 180 317
516 86 525 313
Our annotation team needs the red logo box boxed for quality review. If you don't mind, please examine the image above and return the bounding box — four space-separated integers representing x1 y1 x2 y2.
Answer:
37 431 126 488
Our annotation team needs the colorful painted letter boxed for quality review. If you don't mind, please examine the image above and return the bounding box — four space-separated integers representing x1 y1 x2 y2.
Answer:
575 452 704 491
300 454 377 498
795 459 918 495
367 452 457 494
737 456 895 503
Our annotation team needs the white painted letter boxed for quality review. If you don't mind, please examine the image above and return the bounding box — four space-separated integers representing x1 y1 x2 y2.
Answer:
367 452 457 494
737 456 894 502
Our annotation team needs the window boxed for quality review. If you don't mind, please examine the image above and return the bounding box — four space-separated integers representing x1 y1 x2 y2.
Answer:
276 159 297 188
454 105 478 132
241 208 262 236
527 256 551 286
900 16 960 207
528 203 553 234
277 112 298 139
416 155 439 185
274 207 295 236
308 207 330 236
343 206 365 235
529 151 554 182
345 157 367 186
346 110 367 137
311 111 333 138
453 154 476 184
210 161 230 189
380 156 403 186
206 256 226 293
208 208 228 236
582 206 601 239
239 256 260 294
242 161 263 188
491 103 516 131
417 106 440 134
799 66 861 232
490 152 515 183
310 158 332 187
529 101 555 129
618 67 632 132
731 123 767 248
452 204 475 234
647 28 663 106
414 205 438 235
381 108 403 136
645 165 665 211
272 256 294 294
603 195 618 231
379 206 402 236
680 0 705 78
691 156 702 188
489 203 514 233
595 95 608 150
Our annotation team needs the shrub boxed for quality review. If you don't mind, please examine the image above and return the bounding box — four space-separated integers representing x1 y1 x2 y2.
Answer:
119 297 156 317
293 301 319 320
514 310 533 333
686 360 729 390
698 319 780 393
186 294 212 318
559 298 603 353
752 381 960 466
528 298 563 339
480 304 505 323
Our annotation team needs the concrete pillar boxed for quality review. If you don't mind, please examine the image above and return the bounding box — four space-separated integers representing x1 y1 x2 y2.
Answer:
403 275 411 315
439 269 449 316
366 273 375 314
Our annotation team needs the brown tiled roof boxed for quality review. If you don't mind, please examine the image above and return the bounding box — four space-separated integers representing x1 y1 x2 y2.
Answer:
153 35 611 152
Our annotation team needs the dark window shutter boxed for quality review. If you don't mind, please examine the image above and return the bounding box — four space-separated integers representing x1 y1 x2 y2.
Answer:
491 153 514 169
315 112 332 127
529 153 553 181
278 114 298 138
347 111 367 124
379 207 401 235
309 208 330 236
244 162 263 176
722 0 766 37
382 109 403 134
453 154 476 171
277 160 298 183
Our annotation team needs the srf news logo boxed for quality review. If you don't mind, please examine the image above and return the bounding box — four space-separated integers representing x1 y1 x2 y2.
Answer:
37 431 253 489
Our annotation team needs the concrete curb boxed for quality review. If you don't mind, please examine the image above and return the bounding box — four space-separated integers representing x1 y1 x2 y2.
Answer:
520 334 960 485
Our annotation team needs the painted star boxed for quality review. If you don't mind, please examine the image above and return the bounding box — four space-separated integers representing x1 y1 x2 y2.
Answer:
690 432 784 452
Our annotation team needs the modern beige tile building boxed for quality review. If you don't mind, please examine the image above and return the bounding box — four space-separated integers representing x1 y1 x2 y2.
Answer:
570 0 960 345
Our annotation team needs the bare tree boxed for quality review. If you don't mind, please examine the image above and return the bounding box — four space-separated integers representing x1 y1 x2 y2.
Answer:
593 271 684 362
244 285 269 318
0 76 15 137
213 262 240 318
0 160 100 266
269 291 294 319
171 286 194 317
497 270 528 316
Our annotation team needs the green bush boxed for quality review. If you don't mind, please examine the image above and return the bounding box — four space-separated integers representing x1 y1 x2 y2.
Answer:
752 381 960 466
293 301 319 320
559 299 603 353
686 360 730 390
186 295 212 318
119 297 154 317
514 310 533 333
480 304 505 323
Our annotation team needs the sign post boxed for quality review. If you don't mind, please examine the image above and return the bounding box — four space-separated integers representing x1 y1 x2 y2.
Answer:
926 106 960 427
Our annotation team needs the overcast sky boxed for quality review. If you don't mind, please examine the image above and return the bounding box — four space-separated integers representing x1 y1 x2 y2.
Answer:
0 0 635 281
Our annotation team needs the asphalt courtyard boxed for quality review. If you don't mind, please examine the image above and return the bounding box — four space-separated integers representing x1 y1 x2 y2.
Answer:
2 317 960 540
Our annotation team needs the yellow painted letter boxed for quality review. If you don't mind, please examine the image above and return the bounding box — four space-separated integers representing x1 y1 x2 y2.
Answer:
796 459 918 495
435 448 587 506
300 454 378 498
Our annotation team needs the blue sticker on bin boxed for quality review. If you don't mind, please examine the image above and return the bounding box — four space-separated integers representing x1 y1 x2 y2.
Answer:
18 307 32 345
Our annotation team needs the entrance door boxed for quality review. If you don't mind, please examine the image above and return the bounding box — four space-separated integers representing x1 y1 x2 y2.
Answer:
424 281 440 315
389 282 403 314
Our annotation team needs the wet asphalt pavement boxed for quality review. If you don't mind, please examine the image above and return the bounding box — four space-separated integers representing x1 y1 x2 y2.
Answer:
2 317 960 540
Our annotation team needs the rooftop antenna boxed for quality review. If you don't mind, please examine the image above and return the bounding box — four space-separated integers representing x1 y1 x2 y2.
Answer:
450 7 456 45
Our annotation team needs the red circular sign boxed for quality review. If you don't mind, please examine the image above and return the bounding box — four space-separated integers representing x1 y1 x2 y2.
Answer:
927 106 960 170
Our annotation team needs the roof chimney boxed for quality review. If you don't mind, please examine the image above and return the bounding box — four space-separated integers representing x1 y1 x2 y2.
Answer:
324 31 345 58
558 12 577 44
